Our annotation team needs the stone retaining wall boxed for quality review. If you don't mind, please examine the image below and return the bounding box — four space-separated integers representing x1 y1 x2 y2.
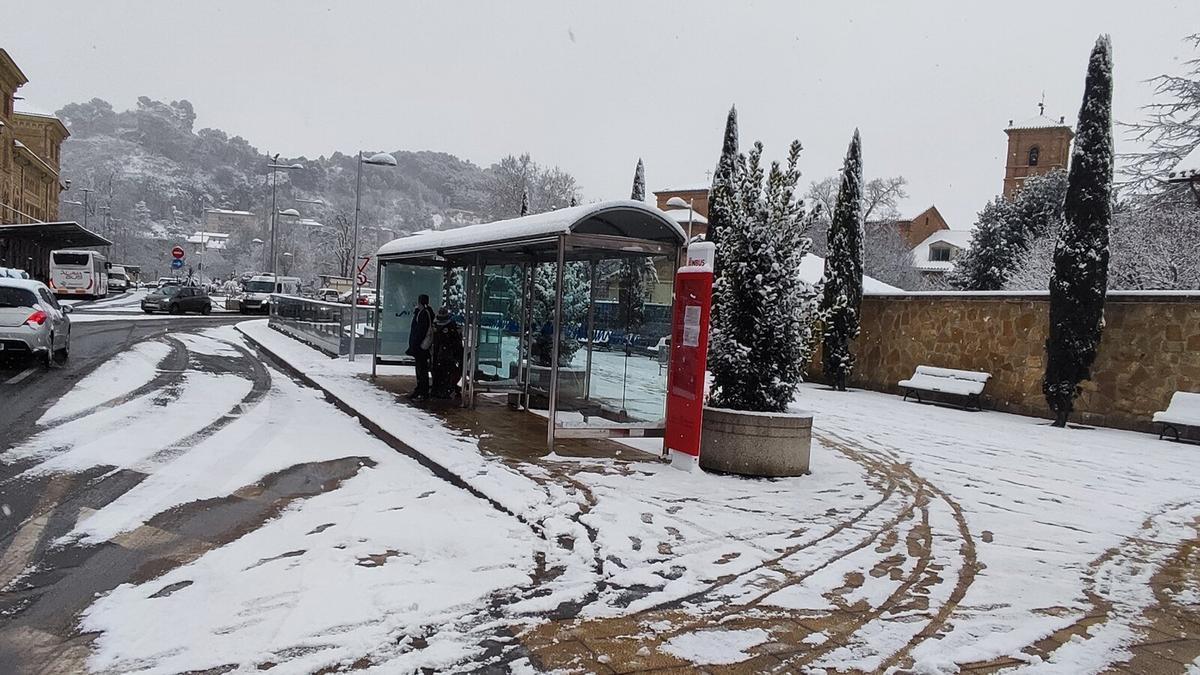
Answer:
808 292 1200 433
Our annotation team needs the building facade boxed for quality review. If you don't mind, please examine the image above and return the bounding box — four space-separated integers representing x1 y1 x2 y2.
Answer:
1002 109 1073 199
0 49 69 225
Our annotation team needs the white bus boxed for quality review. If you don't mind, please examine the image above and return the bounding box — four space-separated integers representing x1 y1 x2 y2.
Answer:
49 249 109 299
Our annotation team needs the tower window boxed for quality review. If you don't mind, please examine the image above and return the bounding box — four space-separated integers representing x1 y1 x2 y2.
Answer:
1028 146 1040 166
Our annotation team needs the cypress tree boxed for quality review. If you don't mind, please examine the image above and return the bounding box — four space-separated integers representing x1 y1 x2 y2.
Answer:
1044 35 1114 427
442 267 463 315
631 158 646 202
520 189 530 216
618 159 649 332
820 130 865 391
708 106 739 258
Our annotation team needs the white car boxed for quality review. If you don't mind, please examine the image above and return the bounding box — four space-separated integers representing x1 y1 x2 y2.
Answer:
0 278 72 366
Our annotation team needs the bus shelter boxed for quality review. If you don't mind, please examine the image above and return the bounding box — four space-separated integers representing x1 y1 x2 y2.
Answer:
374 200 687 448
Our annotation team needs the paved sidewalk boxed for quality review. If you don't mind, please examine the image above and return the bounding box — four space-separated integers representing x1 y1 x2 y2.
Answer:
238 320 1200 674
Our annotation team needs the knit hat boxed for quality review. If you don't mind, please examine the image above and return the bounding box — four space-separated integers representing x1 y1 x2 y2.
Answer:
435 307 452 326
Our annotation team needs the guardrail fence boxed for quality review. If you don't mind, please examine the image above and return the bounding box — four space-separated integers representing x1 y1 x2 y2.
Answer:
268 294 378 357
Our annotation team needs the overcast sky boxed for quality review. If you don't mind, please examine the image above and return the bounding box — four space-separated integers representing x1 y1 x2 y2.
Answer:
3 1 1198 228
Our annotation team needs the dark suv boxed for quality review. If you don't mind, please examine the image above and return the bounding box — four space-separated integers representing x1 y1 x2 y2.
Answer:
141 285 212 315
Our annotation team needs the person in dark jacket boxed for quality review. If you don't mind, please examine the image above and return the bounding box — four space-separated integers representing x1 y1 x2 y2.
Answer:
407 294 434 399
430 307 464 399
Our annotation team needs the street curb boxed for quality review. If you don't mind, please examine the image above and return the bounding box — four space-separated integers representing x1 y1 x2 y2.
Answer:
235 323 532 529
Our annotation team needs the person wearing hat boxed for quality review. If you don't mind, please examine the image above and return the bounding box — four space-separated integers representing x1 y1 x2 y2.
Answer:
430 306 463 399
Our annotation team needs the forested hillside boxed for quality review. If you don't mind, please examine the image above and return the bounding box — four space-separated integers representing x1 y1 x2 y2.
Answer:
55 97 578 278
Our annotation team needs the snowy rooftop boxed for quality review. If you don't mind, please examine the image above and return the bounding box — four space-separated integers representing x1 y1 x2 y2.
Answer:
911 229 974 272
798 253 900 293
1167 143 1200 183
376 200 685 263
1005 114 1072 131
663 208 709 226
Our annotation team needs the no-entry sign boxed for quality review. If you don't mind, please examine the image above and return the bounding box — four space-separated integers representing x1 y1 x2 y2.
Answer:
171 246 186 259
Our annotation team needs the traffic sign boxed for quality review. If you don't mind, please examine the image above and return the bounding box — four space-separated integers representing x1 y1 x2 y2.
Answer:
171 246 186 259
357 273 369 286
356 256 371 275
170 258 185 270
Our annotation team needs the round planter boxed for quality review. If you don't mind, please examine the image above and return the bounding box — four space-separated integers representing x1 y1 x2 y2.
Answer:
699 406 813 477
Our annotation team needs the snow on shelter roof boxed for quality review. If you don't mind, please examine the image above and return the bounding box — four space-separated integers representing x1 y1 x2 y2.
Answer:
376 200 686 264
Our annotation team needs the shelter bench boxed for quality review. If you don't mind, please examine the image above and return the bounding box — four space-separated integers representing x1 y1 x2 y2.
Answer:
899 366 991 411
1153 391 1200 442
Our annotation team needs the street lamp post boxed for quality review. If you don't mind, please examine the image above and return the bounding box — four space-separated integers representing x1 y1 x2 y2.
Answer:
348 151 398 362
666 196 696 241
79 187 93 230
266 155 303 275
274 208 301 276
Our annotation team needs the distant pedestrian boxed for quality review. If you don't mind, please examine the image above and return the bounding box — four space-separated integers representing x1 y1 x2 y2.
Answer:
406 294 434 399
430 307 463 399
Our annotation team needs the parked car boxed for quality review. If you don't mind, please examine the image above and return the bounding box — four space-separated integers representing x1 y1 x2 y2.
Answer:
0 267 30 279
141 284 212 315
0 278 71 366
314 288 342 303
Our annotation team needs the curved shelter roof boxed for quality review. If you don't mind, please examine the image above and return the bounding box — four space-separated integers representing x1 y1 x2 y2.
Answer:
376 200 685 265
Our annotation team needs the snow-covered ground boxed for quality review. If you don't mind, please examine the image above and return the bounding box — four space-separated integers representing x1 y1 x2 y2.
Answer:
2 325 541 673
6 318 1195 673
236 319 1200 673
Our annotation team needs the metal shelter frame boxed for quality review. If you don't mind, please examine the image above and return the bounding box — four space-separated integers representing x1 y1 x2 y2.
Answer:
373 200 687 448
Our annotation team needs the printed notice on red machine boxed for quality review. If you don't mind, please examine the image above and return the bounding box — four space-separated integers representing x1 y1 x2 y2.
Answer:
682 305 701 347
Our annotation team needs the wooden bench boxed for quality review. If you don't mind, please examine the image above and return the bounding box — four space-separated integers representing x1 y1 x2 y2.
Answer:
1153 391 1200 441
898 366 991 411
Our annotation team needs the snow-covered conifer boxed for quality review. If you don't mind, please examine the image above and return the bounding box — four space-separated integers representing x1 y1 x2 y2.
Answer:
441 267 464 315
520 189 530 217
531 262 589 366
1044 35 1114 427
708 138 817 412
630 159 645 202
708 106 739 258
820 131 865 391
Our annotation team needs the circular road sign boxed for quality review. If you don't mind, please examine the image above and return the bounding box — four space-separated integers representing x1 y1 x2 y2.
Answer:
170 258 185 270
357 273 369 286
171 245 186 259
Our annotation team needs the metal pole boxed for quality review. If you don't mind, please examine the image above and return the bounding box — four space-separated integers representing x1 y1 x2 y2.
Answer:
371 259 383 379
269 154 279 275
460 262 476 408
348 151 364 362
521 262 533 410
584 258 597 400
81 189 90 230
547 236 566 449
687 200 694 241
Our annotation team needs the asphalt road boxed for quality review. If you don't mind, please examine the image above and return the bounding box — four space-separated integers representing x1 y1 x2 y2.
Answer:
0 314 244 451
0 312 294 673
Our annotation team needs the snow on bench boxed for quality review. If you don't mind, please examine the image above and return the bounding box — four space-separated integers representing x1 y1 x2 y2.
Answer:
898 365 991 411
1152 391 1200 441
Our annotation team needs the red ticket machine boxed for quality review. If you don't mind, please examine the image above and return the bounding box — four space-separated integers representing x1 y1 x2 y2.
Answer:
664 242 715 471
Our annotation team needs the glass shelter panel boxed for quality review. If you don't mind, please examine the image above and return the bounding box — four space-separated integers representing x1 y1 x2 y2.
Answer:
377 262 443 361
550 254 675 436
472 264 526 388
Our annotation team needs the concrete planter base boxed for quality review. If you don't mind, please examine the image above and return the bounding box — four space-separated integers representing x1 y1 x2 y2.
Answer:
699 406 813 477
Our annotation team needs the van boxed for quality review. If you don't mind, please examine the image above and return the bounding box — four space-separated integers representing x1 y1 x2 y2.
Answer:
108 266 128 293
239 274 301 314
